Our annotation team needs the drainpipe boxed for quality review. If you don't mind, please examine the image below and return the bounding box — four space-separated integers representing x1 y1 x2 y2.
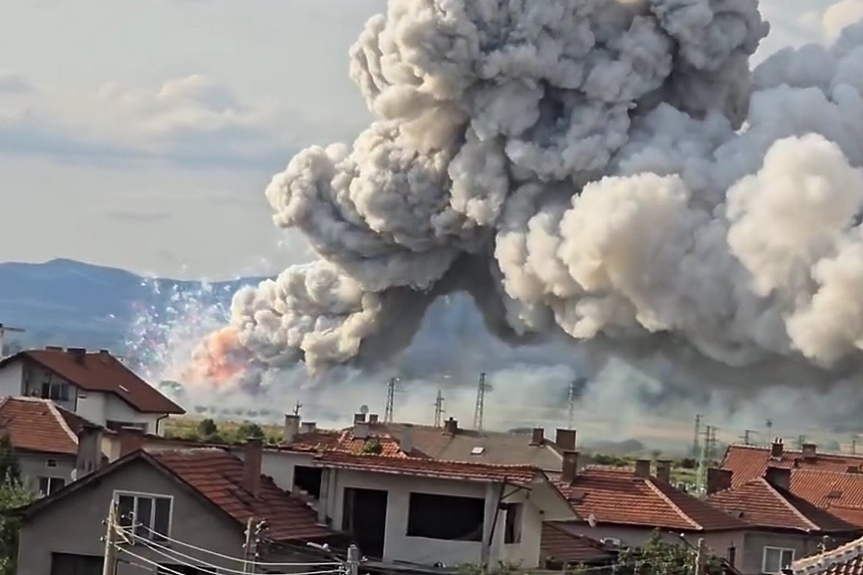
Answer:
481 480 507 571
317 468 330 526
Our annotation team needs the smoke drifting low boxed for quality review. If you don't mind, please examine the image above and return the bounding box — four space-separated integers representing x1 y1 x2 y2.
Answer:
191 0 863 405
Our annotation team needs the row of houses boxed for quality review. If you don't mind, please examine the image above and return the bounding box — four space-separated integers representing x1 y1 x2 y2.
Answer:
4 347 863 574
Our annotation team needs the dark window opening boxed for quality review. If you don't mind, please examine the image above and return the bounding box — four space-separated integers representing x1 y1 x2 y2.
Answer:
293 466 322 498
106 421 147 432
503 503 523 544
38 476 66 497
41 381 70 402
407 492 484 541
343 488 387 559
51 553 102 575
116 493 172 540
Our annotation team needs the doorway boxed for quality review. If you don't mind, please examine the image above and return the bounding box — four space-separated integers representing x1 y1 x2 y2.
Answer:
342 488 388 558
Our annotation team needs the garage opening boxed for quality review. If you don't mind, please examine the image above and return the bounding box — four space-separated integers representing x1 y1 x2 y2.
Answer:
342 487 388 558
407 492 485 541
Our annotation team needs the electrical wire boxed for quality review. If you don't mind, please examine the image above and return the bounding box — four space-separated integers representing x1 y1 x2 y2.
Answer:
121 529 344 575
114 545 190 575
126 522 343 568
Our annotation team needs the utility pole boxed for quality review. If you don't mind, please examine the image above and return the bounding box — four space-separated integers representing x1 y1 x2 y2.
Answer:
384 378 398 424
243 517 254 574
0 323 24 360
101 501 118 575
473 372 490 431
692 414 702 458
694 538 706 575
347 544 360 575
433 390 445 428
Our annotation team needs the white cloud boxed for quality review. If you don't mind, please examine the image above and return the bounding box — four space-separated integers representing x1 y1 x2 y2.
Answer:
823 0 863 38
0 71 32 95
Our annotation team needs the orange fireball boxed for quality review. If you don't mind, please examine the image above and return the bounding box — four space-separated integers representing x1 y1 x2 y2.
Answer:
181 326 248 388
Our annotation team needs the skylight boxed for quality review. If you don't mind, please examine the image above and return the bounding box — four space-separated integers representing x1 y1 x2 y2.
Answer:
471 446 485 455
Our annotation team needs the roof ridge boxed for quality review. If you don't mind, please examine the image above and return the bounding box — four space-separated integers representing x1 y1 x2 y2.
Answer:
645 478 701 530
792 534 863 575
761 478 820 532
45 401 78 445
323 451 538 470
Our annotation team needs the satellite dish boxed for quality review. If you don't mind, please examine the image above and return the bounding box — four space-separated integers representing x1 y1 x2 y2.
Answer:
588 514 597 528
70 469 78 482
360 405 369 415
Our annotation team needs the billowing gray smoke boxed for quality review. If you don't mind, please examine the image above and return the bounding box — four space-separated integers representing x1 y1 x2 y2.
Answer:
223 0 863 375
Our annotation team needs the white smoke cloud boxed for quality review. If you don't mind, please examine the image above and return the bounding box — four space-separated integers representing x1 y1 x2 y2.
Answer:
824 0 863 39
193 0 863 392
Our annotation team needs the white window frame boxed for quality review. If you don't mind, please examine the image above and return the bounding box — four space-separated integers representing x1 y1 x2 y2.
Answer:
37 476 66 497
762 546 795 574
113 490 174 541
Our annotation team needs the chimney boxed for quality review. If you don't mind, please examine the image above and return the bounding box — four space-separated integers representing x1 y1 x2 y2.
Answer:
401 424 414 454
300 422 317 434
771 438 784 458
707 468 734 495
765 466 791 491
353 413 366 424
76 423 103 477
67 347 86 364
562 450 579 484
45 346 63 351
802 442 817 460
118 426 145 458
634 459 651 478
444 417 458 435
354 419 370 440
530 427 544 446
368 414 379 424
655 460 672 484
283 414 300 444
243 438 263 498
555 429 576 451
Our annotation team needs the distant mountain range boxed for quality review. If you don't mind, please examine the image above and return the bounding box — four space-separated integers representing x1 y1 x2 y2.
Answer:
0 258 267 354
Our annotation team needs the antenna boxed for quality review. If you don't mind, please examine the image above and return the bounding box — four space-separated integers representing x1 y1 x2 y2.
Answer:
0 323 25 360
433 390 445 428
293 401 302 417
473 372 491 431
384 379 399 424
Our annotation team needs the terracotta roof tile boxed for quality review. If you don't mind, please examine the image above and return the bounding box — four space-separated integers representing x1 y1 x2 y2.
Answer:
722 445 863 488
151 449 328 542
0 396 97 456
541 522 616 564
791 534 863 575
707 478 859 533
3 349 184 415
314 451 539 485
555 467 746 531
791 470 863 511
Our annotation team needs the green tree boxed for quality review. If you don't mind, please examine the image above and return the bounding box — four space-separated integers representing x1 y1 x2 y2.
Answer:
616 532 724 575
236 422 265 441
0 443 35 575
0 436 20 485
361 438 383 455
197 418 218 438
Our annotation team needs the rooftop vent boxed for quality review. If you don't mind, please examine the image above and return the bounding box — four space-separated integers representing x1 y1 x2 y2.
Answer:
470 446 485 455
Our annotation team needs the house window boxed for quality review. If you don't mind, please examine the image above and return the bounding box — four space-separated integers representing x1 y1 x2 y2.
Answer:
762 547 795 574
46 459 57 468
503 503 523 544
41 378 70 402
406 492 484 541
106 421 147 432
38 476 66 496
115 491 172 540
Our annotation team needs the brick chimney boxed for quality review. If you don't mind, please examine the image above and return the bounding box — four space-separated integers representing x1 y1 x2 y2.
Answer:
555 429 576 451
634 459 651 478
771 438 784 458
444 417 458 435
530 427 544 446
118 427 145 458
76 423 103 477
802 443 817 460
68 347 86 364
353 413 366 424
706 468 733 495
368 414 379 424
655 460 672 484
562 450 579 484
283 414 300 444
765 466 791 491
243 438 263 498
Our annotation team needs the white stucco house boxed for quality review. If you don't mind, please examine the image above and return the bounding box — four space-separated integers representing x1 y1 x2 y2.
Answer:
0 347 184 435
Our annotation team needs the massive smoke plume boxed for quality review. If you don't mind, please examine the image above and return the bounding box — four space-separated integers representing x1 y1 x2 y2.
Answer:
194 0 863 380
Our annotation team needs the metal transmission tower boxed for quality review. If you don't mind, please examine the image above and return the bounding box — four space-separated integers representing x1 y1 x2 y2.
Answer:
0 323 25 360
692 414 702 458
567 379 577 430
384 378 399 423
798 435 807 450
853 434 860 455
740 429 757 446
433 390 445 428
473 372 491 431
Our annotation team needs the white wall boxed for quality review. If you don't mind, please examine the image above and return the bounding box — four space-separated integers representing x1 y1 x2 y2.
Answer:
0 361 23 397
75 391 107 426
103 394 162 434
322 469 545 567
258 450 316 492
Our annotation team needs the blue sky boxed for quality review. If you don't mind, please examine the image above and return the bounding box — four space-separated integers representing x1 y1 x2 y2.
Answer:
0 0 854 279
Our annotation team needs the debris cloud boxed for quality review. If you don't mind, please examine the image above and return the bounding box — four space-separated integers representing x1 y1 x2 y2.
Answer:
192 0 863 380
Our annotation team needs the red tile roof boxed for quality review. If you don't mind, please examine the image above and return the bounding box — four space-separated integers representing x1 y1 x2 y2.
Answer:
2 349 184 415
791 470 863 511
541 522 616 565
288 429 406 457
0 396 98 456
792 534 863 575
707 478 859 533
721 445 863 488
555 466 747 532
314 451 539 485
151 448 329 542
